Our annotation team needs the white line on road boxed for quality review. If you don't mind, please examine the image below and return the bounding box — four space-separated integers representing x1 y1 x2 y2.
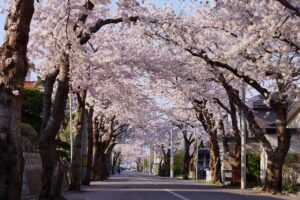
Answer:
164 188 191 200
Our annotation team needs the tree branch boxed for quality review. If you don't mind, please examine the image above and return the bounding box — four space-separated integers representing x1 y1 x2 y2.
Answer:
79 16 139 45
276 0 300 17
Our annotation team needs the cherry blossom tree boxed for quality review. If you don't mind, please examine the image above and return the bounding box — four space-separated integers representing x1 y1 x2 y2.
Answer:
0 1 34 199
29 0 144 196
145 0 300 192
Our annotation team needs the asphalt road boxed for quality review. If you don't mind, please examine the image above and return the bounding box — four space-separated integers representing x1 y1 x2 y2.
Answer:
64 172 297 200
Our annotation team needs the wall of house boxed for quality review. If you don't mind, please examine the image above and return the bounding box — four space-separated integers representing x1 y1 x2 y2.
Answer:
265 134 300 153
220 142 261 171
288 109 300 129
260 114 300 183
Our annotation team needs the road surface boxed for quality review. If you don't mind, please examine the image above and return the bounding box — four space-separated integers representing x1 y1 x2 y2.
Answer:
64 172 297 200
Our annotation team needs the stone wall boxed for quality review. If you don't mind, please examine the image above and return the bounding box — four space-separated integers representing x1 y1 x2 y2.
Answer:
22 152 43 195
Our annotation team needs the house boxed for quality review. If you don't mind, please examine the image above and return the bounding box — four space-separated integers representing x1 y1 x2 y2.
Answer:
248 95 300 183
205 95 300 184
24 70 36 87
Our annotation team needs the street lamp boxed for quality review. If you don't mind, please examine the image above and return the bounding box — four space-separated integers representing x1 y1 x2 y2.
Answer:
241 83 247 189
170 129 174 178
69 94 73 162
195 128 199 182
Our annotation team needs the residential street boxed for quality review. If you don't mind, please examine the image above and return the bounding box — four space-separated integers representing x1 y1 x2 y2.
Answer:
64 172 298 200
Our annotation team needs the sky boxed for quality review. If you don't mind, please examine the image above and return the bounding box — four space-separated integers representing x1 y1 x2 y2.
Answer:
0 1 7 45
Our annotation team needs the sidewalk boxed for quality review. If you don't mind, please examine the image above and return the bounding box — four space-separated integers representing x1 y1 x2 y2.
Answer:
185 179 300 200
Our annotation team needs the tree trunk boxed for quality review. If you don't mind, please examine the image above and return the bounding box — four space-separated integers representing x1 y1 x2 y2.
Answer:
92 143 105 180
105 153 112 178
209 134 222 183
91 117 100 180
182 132 195 180
183 147 191 180
190 154 196 180
219 114 241 185
39 142 57 200
98 151 108 181
70 90 87 191
164 149 170 177
218 72 291 192
0 1 34 199
82 107 94 185
264 102 290 193
39 51 70 200
97 145 115 181
52 158 65 200
99 152 106 181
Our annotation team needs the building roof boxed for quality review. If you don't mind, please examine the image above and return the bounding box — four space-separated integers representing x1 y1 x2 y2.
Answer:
248 95 276 128
24 81 36 87
248 95 300 130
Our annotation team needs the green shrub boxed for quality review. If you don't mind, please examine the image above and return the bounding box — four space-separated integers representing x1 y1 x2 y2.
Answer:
56 139 71 162
282 154 300 193
21 123 39 152
21 87 43 132
246 154 260 185
174 150 184 177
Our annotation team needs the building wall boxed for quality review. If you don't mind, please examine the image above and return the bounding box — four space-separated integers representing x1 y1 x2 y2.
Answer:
220 141 261 171
260 113 300 183
25 71 31 82
265 134 300 153
288 109 300 129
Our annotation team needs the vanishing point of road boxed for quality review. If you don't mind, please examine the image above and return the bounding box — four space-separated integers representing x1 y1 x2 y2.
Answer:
64 172 298 200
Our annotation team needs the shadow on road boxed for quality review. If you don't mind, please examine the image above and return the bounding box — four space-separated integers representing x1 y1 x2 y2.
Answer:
64 173 296 200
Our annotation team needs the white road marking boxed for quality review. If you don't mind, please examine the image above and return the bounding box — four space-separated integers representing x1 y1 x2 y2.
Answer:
164 188 191 200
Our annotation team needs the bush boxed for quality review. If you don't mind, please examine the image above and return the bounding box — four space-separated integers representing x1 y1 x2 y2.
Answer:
22 87 43 132
174 150 184 177
283 154 300 193
246 154 260 185
56 139 71 163
21 123 39 152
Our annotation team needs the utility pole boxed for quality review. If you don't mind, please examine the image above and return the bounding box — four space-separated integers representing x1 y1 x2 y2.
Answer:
195 128 199 182
170 129 174 178
69 94 73 162
241 83 247 189
149 145 151 174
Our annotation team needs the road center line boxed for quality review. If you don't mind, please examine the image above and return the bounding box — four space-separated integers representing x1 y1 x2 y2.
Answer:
164 188 191 200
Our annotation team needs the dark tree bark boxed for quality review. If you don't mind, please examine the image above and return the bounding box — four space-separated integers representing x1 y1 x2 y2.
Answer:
52 157 66 200
194 99 222 183
82 106 94 185
163 148 171 177
214 96 241 185
135 158 143 172
0 1 34 199
209 132 222 183
70 90 87 191
156 144 170 177
92 115 128 180
96 144 114 181
264 102 290 192
91 116 103 179
173 122 196 180
158 159 163 175
39 52 70 200
183 131 195 180
112 151 121 174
